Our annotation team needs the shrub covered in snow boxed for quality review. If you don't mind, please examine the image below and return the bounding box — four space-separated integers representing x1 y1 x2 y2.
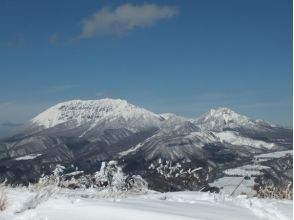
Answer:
126 175 148 193
0 183 7 211
94 161 127 191
38 164 66 187
253 155 293 200
149 160 205 180
36 162 148 193
254 181 293 200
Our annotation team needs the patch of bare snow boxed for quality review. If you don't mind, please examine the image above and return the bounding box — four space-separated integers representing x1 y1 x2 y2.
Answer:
0 188 292 220
213 131 276 149
14 154 42 161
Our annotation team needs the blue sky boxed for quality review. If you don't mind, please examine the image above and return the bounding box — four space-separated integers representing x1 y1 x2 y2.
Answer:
0 0 292 132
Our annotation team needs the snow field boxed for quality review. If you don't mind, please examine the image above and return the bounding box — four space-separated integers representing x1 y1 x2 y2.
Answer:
0 188 292 220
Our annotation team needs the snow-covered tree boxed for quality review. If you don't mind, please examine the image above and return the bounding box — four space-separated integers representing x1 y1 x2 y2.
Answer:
126 175 148 193
94 161 127 191
38 164 65 186
35 162 148 194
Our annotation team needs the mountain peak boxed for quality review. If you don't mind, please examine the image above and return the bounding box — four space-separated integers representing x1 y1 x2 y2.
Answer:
210 107 236 113
206 107 247 122
31 98 161 129
29 99 278 134
195 106 278 132
56 98 129 107
195 107 253 131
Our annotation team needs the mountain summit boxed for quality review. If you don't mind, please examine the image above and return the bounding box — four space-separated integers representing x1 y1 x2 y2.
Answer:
31 98 162 130
195 107 274 132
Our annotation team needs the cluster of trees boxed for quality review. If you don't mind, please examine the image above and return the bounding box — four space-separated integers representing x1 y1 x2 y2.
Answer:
254 180 292 199
0 161 148 212
255 183 292 199
38 161 148 193
253 155 293 200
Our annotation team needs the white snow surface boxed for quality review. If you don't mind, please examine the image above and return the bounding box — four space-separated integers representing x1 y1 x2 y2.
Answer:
122 131 216 155
1 188 292 220
254 150 293 160
213 131 277 149
31 100 276 134
31 99 163 130
223 164 271 176
210 176 256 196
159 113 192 124
185 131 218 144
195 107 274 131
210 150 292 198
14 154 42 161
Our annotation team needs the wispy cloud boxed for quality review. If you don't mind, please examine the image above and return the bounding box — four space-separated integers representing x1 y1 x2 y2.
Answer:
232 101 291 109
96 92 105 98
48 33 61 44
0 37 27 48
0 121 24 137
0 101 52 124
45 85 78 93
193 91 257 103
0 102 12 109
79 4 179 39
1 121 23 128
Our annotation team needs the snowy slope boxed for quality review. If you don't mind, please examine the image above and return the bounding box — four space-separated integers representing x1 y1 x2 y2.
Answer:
119 122 219 160
1 188 292 220
254 150 293 160
29 100 282 142
31 99 163 131
213 131 277 149
195 107 275 132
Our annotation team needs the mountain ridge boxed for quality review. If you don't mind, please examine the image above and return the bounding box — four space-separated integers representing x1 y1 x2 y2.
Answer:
0 98 291 190
28 98 280 132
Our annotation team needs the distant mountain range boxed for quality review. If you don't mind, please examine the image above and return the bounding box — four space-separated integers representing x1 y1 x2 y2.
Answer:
0 98 292 190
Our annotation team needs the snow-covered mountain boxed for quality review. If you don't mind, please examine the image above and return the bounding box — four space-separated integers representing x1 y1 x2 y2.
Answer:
31 99 163 132
27 101 279 137
195 107 275 132
0 98 292 189
118 106 287 163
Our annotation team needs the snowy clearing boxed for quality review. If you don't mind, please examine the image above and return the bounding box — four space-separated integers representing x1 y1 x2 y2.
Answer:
210 150 293 197
223 164 271 176
14 154 42 161
210 176 256 196
0 188 292 220
213 131 276 149
254 150 293 161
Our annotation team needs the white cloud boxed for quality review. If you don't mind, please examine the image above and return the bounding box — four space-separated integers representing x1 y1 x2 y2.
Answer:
79 4 179 38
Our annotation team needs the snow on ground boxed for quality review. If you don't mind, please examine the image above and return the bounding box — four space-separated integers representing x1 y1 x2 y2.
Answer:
213 131 276 149
210 176 256 196
209 161 269 196
14 154 42 161
223 164 270 176
0 187 292 220
210 150 293 197
254 150 293 161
